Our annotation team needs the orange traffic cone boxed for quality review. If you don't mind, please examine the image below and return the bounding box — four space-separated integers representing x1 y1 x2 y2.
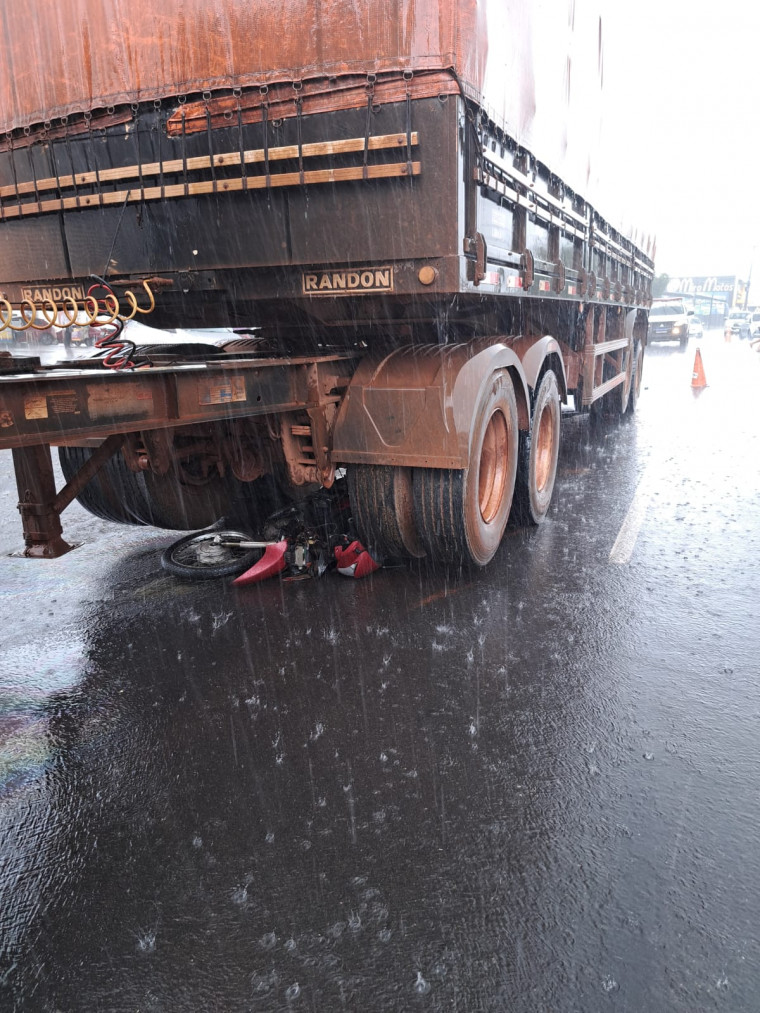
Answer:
691 348 707 389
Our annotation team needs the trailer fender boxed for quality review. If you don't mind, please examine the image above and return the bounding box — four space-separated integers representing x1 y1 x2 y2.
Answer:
505 335 568 400
332 341 530 470
625 308 638 341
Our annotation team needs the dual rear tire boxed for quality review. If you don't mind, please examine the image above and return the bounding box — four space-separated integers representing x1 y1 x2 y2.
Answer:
512 370 561 526
349 371 521 568
348 368 562 568
413 371 519 567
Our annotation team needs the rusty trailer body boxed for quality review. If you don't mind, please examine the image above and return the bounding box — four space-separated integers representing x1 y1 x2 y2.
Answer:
0 0 653 568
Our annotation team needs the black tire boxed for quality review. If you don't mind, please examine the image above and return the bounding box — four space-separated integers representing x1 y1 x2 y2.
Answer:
160 529 263 579
226 473 288 531
679 332 688 350
512 370 561 525
412 370 519 567
140 469 234 531
58 446 231 530
347 464 425 559
58 445 152 525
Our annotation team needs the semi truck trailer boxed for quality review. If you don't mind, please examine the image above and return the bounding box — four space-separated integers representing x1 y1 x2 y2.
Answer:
0 0 653 568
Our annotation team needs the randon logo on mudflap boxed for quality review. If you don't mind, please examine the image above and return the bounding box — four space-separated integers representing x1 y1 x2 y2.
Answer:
302 267 394 296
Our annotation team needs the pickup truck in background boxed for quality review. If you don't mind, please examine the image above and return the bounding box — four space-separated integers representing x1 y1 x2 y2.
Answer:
647 298 691 349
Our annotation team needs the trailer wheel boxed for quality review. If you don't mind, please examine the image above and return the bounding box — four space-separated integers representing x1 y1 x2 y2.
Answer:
412 371 518 567
58 447 230 530
347 465 425 559
140 470 233 531
58 446 152 526
161 529 263 579
512 370 561 525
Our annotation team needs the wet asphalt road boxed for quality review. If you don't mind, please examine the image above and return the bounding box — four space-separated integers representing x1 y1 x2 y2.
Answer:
1 332 759 1012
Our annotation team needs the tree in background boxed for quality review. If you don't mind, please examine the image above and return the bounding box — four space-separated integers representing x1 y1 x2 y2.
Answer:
651 273 670 298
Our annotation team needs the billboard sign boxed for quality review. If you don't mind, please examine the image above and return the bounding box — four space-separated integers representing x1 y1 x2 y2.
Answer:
665 276 736 296
665 276 740 319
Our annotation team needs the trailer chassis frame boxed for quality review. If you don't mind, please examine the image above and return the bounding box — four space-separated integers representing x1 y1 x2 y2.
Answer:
1 351 356 556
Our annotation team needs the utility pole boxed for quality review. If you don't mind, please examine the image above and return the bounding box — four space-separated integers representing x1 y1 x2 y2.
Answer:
745 247 756 309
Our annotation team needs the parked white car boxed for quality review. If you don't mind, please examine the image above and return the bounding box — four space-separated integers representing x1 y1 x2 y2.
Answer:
725 310 751 339
688 316 704 338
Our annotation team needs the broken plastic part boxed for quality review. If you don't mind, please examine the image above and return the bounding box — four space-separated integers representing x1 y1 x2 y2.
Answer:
232 539 289 585
334 540 381 578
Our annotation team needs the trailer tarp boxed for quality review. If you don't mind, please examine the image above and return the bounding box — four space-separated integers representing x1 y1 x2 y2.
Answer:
3 0 647 243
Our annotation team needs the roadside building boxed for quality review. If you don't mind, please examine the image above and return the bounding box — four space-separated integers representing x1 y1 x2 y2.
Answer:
665 276 743 325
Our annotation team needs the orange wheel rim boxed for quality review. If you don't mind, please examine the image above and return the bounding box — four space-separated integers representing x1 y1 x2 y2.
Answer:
478 409 509 523
534 403 555 492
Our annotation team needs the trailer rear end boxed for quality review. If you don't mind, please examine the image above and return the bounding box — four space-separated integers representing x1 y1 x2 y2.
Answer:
0 0 653 569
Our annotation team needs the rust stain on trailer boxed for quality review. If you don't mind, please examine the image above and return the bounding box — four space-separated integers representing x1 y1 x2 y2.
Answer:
168 74 458 134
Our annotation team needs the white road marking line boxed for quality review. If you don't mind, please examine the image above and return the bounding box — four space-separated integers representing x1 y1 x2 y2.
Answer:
609 469 654 565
